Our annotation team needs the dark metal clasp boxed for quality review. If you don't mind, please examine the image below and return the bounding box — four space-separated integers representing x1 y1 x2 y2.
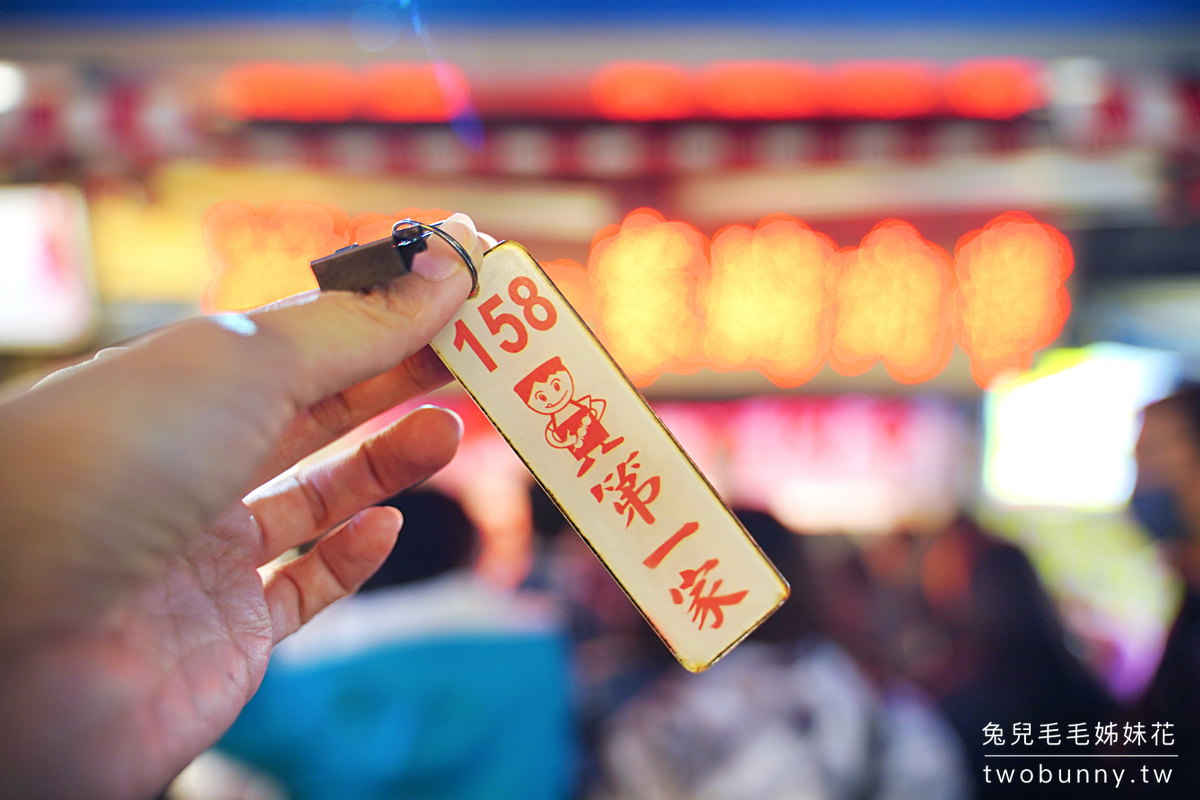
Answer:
310 218 479 297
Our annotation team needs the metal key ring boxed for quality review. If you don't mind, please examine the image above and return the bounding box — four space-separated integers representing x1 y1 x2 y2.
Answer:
392 219 480 298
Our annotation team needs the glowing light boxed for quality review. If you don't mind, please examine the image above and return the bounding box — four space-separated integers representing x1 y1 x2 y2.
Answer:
826 61 942 119
218 62 361 122
540 258 597 329
954 212 1073 388
588 208 706 384
591 62 695 121
830 220 955 383
697 61 823 119
0 185 93 349
0 61 26 115
197 202 1072 390
218 62 469 123
983 344 1180 509
944 58 1045 119
361 62 471 122
725 396 966 534
202 201 352 312
703 216 836 386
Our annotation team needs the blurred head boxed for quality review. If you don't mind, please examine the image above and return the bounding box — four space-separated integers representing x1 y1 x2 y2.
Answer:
920 514 991 624
965 541 1111 716
968 542 1059 647
359 489 478 591
1132 385 1200 543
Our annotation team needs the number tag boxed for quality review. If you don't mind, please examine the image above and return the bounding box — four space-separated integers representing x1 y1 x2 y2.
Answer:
430 242 788 672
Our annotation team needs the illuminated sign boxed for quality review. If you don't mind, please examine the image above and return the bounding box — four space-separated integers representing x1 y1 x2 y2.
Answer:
203 205 1072 389
829 220 955 384
217 58 1047 123
983 344 1179 509
588 209 707 384
218 62 471 123
703 215 835 387
0 185 95 351
594 58 1045 121
591 62 695 121
955 212 1073 387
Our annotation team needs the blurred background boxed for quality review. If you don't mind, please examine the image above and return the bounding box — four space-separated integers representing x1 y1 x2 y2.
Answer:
2 0 1200 798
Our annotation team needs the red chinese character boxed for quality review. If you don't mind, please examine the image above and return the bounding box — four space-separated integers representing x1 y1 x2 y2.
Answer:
669 558 748 631
590 450 660 527
643 521 700 568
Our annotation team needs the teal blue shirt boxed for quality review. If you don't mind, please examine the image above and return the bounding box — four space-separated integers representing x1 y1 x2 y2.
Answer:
218 573 575 800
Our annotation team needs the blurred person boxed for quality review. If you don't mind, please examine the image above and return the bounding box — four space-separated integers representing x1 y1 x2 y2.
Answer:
927 517 1114 800
1132 385 1200 561
1133 385 1200 797
592 510 971 800
523 484 674 795
857 532 959 696
204 489 574 800
0 214 486 800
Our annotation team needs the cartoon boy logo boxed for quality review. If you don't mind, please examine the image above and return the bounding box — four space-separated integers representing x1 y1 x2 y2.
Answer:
514 356 624 477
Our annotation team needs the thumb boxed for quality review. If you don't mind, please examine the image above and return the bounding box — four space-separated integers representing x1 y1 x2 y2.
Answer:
252 212 478 408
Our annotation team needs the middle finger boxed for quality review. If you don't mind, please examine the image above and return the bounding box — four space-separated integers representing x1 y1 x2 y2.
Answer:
246 404 462 566
245 345 452 489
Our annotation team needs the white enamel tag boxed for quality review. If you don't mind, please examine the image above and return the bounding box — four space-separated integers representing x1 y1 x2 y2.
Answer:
430 241 789 672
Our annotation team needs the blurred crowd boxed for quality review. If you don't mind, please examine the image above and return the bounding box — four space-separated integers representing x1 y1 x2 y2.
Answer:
168 386 1200 800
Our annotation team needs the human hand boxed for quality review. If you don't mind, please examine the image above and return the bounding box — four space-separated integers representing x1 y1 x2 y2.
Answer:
0 214 485 800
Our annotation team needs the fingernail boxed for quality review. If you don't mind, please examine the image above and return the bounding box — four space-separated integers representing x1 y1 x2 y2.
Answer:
417 404 465 440
445 407 465 440
445 212 477 237
412 214 475 282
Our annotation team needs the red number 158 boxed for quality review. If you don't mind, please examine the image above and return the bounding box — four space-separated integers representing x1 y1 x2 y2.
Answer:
453 276 558 372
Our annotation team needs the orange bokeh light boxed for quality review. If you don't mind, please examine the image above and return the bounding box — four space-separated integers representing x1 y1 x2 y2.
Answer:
954 212 1073 388
541 258 597 330
218 62 362 122
944 58 1045 119
202 201 352 312
200 202 1071 391
829 220 955 384
588 208 707 384
214 57 1050 124
826 61 943 119
217 61 468 123
591 62 696 121
696 61 824 119
703 216 837 386
202 204 447 313
359 62 472 122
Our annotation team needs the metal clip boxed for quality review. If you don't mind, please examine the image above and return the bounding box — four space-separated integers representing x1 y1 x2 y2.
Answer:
310 218 479 297
393 219 480 297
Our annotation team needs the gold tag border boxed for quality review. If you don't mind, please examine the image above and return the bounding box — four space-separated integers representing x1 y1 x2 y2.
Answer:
432 240 790 673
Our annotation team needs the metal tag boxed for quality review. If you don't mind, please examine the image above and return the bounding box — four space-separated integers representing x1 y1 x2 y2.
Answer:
429 241 789 672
